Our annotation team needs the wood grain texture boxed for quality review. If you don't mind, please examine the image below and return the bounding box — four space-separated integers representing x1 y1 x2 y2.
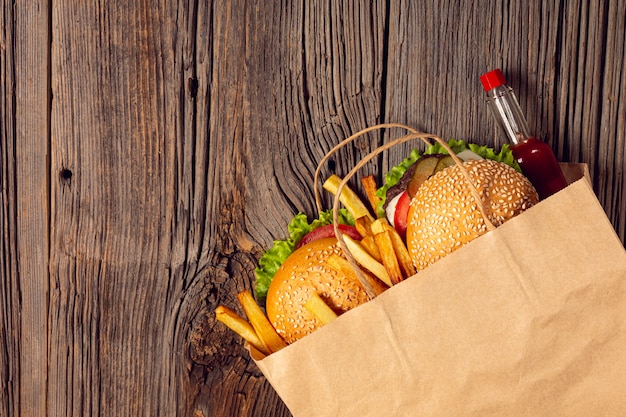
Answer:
1 0 624 416
0 3 20 416
1 1 51 416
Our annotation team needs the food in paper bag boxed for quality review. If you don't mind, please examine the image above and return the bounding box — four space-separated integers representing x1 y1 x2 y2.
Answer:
257 172 626 417
214 126 544 349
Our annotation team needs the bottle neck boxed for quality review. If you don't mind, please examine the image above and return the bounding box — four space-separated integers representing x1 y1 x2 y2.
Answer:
485 85 533 145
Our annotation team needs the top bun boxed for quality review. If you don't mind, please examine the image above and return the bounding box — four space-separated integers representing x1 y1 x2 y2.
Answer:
406 159 539 271
266 237 369 344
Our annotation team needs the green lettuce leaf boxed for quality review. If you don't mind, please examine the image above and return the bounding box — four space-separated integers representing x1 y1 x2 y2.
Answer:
374 139 519 217
254 208 354 302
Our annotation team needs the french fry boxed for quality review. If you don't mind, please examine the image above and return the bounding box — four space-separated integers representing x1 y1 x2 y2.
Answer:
370 218 390 234
304 292 338 325
361 175 381 214
237 291 287 353
373 229 404 285
323 174 374 222
359 235 382 262
371 219 417 278
343 235 392 287
383 223 417 278
326 253 389 296
215 305 269 355
354 215 374 237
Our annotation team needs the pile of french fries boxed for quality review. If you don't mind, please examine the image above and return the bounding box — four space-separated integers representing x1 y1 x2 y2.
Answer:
215 292 287 356
215 174 417 355
323 174 416 288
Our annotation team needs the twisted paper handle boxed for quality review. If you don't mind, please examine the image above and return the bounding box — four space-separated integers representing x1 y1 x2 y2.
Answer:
314 124 496 298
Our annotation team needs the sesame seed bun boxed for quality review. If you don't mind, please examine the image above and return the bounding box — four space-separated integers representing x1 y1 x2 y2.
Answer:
265 237 369 344
406 159 539 271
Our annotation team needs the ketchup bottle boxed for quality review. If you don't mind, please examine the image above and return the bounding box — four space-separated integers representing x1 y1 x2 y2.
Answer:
480 69 568 200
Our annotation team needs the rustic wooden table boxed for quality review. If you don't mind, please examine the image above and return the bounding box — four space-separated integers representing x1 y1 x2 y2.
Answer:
1 1 624 416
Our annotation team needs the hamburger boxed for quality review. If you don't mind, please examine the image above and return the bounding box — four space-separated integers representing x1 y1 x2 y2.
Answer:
405 158 538 270
216 137 540 350
265 237 370 344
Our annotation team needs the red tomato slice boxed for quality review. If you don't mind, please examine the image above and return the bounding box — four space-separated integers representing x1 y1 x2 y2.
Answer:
296 224 362 249
393 191 411 240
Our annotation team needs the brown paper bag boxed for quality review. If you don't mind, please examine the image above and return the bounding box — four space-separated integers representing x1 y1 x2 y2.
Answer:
254 161 626 417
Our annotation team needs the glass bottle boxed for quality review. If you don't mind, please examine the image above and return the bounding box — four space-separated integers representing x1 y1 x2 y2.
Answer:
480 68 568 199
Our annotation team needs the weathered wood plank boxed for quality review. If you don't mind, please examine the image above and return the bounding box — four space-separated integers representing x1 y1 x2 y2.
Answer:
49 1 179 415
0 1 51 416
597 0 625 239
0 3 20 416
555 0 625 240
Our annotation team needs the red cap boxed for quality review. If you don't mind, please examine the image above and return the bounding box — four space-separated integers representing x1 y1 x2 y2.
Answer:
480 69 507 91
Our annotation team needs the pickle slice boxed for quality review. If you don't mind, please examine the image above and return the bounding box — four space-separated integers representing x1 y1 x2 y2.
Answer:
407 155 440 197
434 155 455 173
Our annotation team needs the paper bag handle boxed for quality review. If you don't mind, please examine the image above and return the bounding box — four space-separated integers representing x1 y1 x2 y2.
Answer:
314 124 496 298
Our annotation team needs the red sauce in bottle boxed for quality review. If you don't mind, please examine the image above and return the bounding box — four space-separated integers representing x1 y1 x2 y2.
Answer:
480 69 568 199
510 137 568 200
